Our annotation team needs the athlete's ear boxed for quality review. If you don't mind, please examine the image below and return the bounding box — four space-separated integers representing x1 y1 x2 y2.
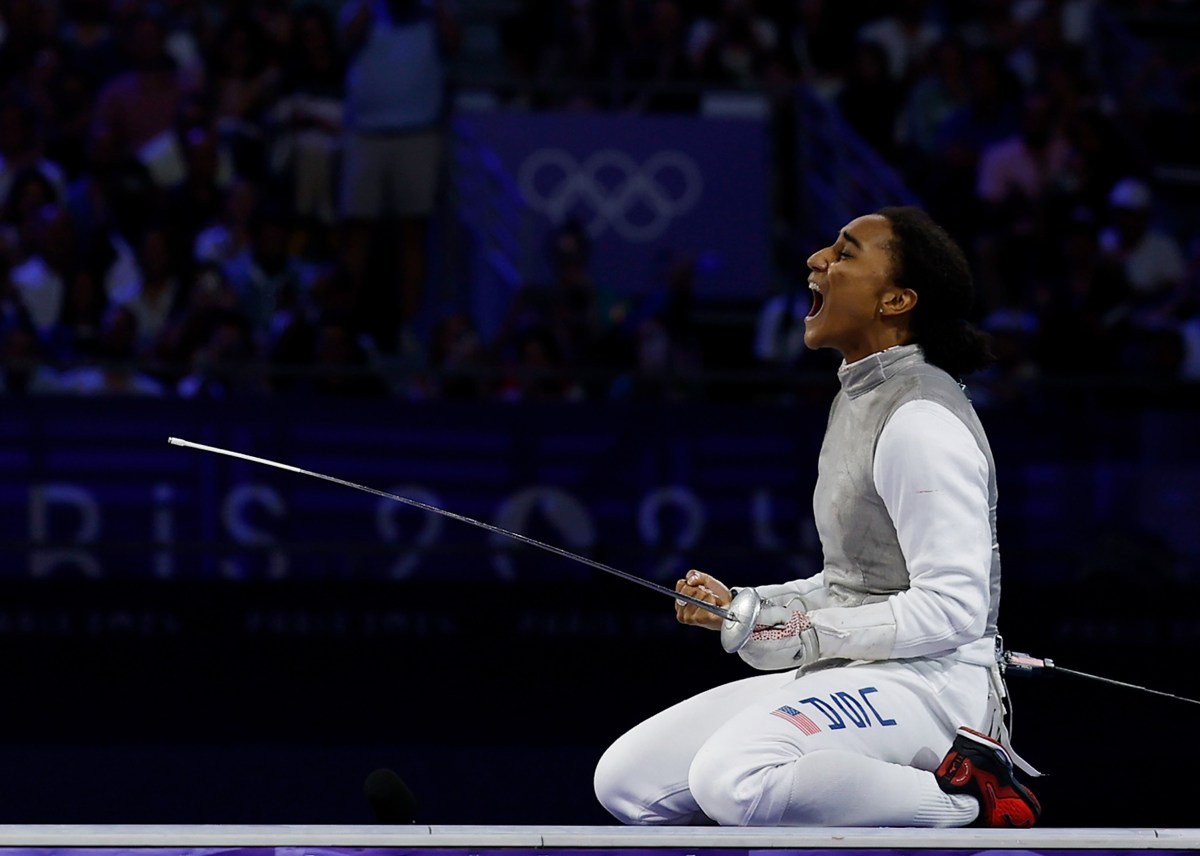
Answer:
880 288 917 317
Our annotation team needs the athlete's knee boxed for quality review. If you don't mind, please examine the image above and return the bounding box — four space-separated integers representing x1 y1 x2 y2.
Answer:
687 740 772 826
593 741 640 823
594 739 689 825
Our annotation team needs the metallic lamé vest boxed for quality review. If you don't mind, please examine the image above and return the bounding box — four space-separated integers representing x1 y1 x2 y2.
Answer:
814 344 1001 638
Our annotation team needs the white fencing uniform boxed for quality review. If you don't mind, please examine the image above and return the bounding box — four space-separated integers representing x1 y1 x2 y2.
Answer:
595 345 1008 827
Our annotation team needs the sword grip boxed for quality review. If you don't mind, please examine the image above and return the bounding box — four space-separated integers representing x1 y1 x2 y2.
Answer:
1003 651 1056 673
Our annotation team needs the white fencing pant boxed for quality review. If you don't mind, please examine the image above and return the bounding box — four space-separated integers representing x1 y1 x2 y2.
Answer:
594 657 990 827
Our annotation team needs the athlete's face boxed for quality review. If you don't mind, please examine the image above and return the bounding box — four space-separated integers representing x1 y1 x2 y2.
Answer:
804 214 912 363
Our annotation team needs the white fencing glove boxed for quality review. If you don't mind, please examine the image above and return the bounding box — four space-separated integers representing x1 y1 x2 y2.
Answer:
738 595 820 671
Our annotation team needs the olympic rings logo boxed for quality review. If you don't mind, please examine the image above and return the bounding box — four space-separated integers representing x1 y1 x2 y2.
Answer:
517 148 704 243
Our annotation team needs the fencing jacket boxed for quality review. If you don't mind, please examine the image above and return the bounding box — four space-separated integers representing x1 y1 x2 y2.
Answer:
757 343 1000 668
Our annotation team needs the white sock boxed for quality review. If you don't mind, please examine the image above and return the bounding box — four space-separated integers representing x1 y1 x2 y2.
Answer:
913 776 980 827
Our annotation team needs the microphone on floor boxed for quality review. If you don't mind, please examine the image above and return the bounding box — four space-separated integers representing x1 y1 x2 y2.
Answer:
364 767 419 824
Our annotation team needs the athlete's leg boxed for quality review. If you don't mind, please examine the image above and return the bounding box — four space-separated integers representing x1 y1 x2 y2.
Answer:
594 671 796 824
687 658 989 826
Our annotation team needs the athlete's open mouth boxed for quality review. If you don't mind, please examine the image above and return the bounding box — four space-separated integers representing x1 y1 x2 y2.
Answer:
807 283 824 319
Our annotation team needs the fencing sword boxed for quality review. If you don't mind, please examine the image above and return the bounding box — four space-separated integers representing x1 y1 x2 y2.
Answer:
167 437 758 651
167 438 1200 690
1003 649 1200 706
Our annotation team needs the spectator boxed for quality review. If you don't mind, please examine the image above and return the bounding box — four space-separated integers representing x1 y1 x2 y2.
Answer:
194 177 262 266
311 313 389 397
61 128 155 305
9 203 75 336
207 13 281 179
922 46 1021 237
1 167 61 266
494 219 614 379
222 199 312 346
91 11 195 160
538 0 626 107
1096 178 1189 369
57 0 121 85
1033 207 1130 375
428 309 485 399
54 304 165 395
753 283 810 368
783 0 858 98
47 262 111 364
1099 177 1187 310
856 0 942 85
337 0 461 355
0 0 58 83
122 224 187 362
974 91 1079 308
26 41 97 178
163 122 233 250
624 0 697 114
628 250 701 400
268 4 345 226
836 40 902 161
0 94 67 212
0 284 59 393
176 309 263 399
687 0 779 87
897 37 971 160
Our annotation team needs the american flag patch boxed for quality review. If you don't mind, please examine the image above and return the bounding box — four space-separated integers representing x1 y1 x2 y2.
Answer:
770 704 821 735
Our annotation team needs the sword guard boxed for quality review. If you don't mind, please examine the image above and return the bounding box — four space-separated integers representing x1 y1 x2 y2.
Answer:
721 588 762 653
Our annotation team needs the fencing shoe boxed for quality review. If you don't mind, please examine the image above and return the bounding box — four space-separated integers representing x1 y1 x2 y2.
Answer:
935 726 1041 828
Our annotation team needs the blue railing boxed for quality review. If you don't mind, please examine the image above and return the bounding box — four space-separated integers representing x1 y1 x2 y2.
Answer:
450 113 534 338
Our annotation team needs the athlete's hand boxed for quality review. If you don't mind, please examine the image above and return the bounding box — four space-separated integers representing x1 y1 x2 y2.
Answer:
738 596 820 670
674 570 732 630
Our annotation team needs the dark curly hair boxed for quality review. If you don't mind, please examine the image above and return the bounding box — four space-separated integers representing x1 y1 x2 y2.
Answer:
876 206 993 378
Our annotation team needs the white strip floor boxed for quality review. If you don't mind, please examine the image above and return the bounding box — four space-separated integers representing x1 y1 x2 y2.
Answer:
0 826 1196 849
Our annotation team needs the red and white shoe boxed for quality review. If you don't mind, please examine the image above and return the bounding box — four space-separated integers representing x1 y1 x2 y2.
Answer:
935 726 1042 828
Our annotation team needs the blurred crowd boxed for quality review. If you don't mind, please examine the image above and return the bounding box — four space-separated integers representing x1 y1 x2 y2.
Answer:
0 0 1198 400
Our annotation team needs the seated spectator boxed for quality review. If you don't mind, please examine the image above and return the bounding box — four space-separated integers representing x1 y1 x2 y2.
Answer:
47 263 110 363
9 203 75 336
62 128 158 299
121 224 188 364
753 285 809 367
194 177 261 266
428 310 486 399
310 313 390 397
0 93 67 212
493 219 618 379
1098 177 1187 316
54 304 165 395
176 309 264 398
1033 207 1130 375
1 167 62 266
162 120 234 247
222 200 313 342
